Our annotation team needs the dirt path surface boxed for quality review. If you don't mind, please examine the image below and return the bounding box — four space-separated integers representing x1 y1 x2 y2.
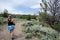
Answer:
0 21 25 40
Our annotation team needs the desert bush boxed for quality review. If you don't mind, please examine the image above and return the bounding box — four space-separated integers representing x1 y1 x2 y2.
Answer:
0 17 6 24
24 21 60 40
53 22 60 31
23 21 34 27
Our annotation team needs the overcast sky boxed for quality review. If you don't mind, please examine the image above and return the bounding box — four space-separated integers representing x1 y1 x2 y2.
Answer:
0 0 42 15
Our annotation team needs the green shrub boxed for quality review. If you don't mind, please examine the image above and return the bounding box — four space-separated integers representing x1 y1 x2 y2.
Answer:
23 21 34 27
24 21 60 40
0 17 6 24
25 33 32 39
54 22 60 30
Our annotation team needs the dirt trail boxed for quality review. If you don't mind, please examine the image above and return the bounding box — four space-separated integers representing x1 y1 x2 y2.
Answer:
0 21 25 40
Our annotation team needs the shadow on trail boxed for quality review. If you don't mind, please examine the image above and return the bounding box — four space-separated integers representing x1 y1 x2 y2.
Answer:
0 26 3 31
14 34 25 39
0 29 3 31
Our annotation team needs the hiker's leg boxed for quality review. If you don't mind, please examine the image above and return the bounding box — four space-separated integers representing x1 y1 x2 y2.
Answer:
10 30 14 38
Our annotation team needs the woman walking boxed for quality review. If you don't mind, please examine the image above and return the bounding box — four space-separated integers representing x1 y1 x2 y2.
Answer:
7 15 15 40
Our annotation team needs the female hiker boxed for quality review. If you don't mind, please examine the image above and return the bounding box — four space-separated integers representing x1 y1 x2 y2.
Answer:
7 15 15 40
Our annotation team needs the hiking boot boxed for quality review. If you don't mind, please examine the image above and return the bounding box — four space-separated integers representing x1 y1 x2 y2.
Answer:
12 37 14 40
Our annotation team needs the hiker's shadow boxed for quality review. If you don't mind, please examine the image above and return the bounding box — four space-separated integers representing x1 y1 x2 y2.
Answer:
0 29 3 31
14 34 25 39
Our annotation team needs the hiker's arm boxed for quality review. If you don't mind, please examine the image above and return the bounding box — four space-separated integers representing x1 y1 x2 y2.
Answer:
12 19 15 25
